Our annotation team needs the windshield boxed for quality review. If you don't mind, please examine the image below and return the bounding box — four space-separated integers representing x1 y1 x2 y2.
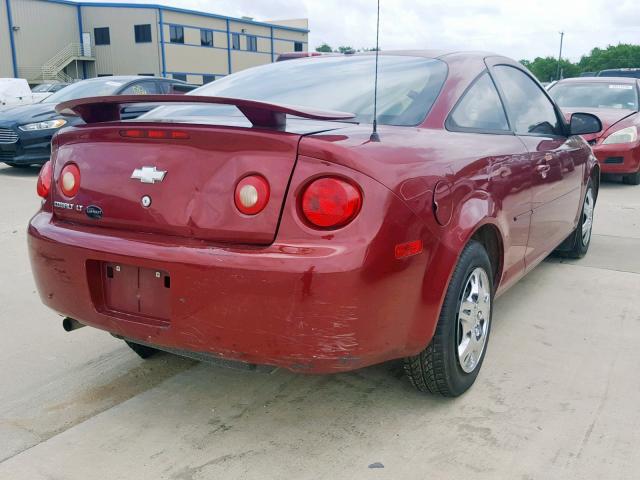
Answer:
143 55 448 126
44 78 126 104
550 82 639 110
32 84 53 92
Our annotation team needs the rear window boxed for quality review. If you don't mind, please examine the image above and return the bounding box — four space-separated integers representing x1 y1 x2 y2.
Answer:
550 82 638 110
143 55 448 126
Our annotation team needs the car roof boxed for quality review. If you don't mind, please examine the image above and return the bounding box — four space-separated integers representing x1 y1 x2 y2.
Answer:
556 76 639 85
340 50 502 60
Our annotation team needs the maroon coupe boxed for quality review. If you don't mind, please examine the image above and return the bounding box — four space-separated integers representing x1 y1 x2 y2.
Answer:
28 51 602 396
549 76 640 184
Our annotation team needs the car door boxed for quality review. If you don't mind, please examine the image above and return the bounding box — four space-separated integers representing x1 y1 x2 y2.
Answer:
446 71 532 290
490 62 584 269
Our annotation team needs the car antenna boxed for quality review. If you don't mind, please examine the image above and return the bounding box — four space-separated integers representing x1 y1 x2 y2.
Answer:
369 0 381 142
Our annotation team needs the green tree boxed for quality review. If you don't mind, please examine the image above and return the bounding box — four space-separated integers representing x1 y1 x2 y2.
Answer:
577 44 640 72
315 43 333 53
520 56 579 82
521 43 640 82
336 46 355 54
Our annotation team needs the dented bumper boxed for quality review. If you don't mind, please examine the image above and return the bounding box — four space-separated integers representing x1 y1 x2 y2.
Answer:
28 210 430 373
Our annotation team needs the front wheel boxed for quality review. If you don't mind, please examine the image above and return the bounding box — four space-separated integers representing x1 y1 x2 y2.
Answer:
559 180 595 259
404 240 493 397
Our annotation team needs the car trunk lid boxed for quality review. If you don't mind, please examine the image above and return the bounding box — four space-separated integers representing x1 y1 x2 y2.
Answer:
51 122 319 244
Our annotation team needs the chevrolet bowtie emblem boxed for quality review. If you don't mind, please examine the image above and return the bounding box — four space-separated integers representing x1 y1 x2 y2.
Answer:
131 166 166 184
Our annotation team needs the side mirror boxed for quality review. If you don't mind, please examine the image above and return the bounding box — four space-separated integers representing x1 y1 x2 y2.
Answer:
569 112 602 136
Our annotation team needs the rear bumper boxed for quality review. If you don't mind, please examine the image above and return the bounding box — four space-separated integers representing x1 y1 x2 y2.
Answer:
592 142 640 174
28 211 432 373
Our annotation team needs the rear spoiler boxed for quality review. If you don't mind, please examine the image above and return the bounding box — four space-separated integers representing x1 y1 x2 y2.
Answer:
55 95 355 129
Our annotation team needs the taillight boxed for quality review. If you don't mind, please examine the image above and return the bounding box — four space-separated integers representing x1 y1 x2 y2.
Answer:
37 161 52 199
301 177 362 228
234 175 270 215
60 163 80 197
120 129 190 139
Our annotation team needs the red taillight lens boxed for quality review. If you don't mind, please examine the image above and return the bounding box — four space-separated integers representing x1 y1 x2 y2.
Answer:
37 161 52 199
301 177 362 228
60 163 80 198
120 129 190 139
234 175 270 215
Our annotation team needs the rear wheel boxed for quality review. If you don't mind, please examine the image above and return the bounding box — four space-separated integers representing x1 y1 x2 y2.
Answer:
125 340 159 359
404 240 493 397
623 171 640 185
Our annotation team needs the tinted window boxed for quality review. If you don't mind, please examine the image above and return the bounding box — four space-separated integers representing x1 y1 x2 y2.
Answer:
134 24 151 43
203 75 215 84
144 55 448 127
170 26 184 44
550 82 638 110
247 35 257 52
494 65 561 136
94 27 110 46
231 33 240 50
172 73 187 82
448 73 509 132
121 81 159 95
294 42 303 52
201 29 213 47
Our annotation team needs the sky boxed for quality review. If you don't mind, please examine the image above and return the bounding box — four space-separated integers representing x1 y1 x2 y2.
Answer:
82 0 640 61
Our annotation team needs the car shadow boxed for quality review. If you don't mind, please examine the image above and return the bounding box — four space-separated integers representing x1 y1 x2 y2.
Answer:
0 164 42 177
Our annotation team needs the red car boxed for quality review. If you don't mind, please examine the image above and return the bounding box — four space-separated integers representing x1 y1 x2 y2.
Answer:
28 51 602 396
550 77 640 184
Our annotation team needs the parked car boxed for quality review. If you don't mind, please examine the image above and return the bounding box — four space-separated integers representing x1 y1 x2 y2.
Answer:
29 51 601 396
0 75 191 167
597 68 640 79
31 82 70 103
0 78 33 108
549 77 640 184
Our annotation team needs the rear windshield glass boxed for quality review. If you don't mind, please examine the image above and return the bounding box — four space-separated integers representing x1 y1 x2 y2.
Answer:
143 55 448 126
550 82 639 110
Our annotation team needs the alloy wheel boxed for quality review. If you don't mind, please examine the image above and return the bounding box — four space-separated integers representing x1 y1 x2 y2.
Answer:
456 267 491 374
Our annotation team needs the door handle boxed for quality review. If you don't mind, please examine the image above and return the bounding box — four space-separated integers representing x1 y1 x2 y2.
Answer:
536 164 551 179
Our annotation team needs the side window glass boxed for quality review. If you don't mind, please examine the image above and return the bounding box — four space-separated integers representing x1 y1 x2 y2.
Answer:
448 72 509 132
493 65 561 136
122 81 159 95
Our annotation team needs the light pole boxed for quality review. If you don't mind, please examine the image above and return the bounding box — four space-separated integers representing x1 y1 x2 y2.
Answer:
556 31 564 81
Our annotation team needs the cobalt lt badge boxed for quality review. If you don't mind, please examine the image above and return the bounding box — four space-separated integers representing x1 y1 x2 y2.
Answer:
85 205 103 219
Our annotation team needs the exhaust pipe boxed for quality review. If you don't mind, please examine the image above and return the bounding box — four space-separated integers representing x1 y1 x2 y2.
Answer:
62 317 85 332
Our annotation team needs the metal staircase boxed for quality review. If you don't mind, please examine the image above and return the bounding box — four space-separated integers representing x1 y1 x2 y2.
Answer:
20 43 95 83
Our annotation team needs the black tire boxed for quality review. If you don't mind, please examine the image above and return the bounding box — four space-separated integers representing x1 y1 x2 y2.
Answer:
404 240 493 397
623 171 640 185
125 340 159 359
559 180 595 259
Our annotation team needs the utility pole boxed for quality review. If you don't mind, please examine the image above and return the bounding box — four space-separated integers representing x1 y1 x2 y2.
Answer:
556 31 564 81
